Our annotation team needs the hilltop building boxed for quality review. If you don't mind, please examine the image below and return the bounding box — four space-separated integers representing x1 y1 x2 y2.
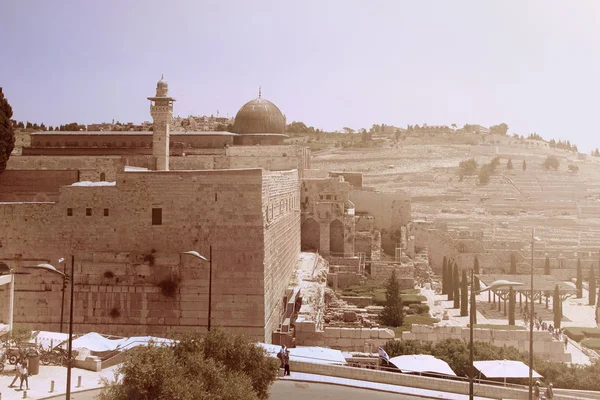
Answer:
0 77 411 343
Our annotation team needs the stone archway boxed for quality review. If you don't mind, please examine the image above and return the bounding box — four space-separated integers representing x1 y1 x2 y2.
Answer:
301 218 320 251
330 219 344 255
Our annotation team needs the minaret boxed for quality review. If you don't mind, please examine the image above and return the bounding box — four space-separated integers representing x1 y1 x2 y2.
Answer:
147 75 175 171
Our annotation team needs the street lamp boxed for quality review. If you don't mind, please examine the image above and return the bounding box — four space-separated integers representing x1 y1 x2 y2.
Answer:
31 255 74 400
469 277 524 400
58 258 67 333
181 247 212 331
529 232 541 400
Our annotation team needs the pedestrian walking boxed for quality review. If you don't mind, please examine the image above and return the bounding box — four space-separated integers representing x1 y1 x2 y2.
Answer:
534 380 541 400
283 349 291 376
20 362 29 391
9 360 22 388
545 382 554 399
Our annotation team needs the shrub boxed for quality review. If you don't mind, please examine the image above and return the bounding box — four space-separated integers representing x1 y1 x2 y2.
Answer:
478 164 491 184
543 155 560 170
568 164 579 173
490 156 501 172
408 303 430 314
459 158 478 176
507 159 513 169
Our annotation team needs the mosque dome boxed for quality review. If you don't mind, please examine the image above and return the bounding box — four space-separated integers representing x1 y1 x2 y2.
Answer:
233 98 286 134
155 75 169 97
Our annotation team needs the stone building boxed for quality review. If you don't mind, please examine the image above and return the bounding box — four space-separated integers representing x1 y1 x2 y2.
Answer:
0 77 412 343
0 78 302 342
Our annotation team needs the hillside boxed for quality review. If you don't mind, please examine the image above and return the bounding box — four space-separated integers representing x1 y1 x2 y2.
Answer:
310 132 600 250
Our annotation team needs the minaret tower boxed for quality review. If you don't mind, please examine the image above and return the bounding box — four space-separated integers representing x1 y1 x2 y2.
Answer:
147 75 175 171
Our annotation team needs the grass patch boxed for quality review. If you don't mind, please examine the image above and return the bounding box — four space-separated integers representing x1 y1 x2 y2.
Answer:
564 327 600 342
582 338 600 351
388 315 440 336
474 324 526 331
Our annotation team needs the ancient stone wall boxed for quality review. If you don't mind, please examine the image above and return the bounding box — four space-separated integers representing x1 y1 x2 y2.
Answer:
0 168 299 341
262 170 301 342
349 189 411 255
0 170 79 202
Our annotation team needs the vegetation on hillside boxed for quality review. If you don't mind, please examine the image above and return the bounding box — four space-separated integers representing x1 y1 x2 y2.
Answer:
380 269 405 327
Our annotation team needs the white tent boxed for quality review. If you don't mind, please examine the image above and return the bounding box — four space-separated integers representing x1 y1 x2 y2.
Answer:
389 354 456 376
474 360 543 379
258 344 347 365
69 332 125 352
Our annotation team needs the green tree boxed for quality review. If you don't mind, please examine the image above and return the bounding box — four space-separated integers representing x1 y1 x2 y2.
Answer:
544 256 550 275
99 330 278 400
510 253 517 274
448 260 454 301
442 257 448 295
590 268 597 306
26 121 32 129
543 155 560 170
453 263 460 309
507 159 513 170
554 284 561 329
577 259 583 298
0 88 15 175
380 269 405 327
490 123 509 136
478 164 491 184
508 287 515 325
460 270 468 316
522 160 527 171
489 156 501 172
473 256 480 291
458 158 478 176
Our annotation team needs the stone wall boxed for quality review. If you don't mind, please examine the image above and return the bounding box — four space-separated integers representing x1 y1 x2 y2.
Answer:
370 263 414 288
0 168 299 341
0 170 79 202
349 189 411 255
401 325 571 362
295 321 394 351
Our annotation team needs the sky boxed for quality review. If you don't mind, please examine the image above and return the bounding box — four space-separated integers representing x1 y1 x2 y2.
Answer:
1 0 599 151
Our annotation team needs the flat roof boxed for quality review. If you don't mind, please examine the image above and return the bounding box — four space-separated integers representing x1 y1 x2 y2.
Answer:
477 274 576 293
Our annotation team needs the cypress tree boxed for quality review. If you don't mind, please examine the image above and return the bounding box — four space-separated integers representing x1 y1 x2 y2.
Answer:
544 256 550 275
0 88 16 175
473 256 480 291
510 253 517 274
508 287 515 325
507 159 513 169
590 268 597 306
460 270 468 316
380 269 405 327
554 284 561 329
577 259 583 298
442 257 448 295
453 263 460 309
522 160 527 171
448 261 454 301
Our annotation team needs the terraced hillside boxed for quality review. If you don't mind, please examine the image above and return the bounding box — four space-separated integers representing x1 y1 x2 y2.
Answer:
311 134 600 251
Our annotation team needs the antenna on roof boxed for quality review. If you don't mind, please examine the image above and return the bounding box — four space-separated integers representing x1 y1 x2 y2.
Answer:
259 86 262 99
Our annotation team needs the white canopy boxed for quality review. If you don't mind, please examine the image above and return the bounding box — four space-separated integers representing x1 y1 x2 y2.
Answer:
31 331 69 349
69 332 125 352
258 344 347 365
389 354 456 376
474 360 543 379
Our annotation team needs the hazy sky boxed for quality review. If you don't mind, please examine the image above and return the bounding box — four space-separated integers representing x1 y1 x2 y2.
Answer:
2 1 599 150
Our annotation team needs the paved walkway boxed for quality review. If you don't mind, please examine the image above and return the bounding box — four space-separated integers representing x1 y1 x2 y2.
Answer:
0 364 117 400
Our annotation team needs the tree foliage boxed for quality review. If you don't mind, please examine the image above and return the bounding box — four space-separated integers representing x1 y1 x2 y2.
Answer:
447 260 454 301
478 164 491 185
510 253 517 274
473 256 480 291
590 268 597 306
99 330 279 400
453 263 460 309
544 256 550 275
380 269 405 327
522 160 527 171
0 88 15 175
543 155 560 170
554 284 561 329
489 123 509 136
507 159 513 170
577 259 583 298
441 257 448 295
460 270 468 317
458 158 478 176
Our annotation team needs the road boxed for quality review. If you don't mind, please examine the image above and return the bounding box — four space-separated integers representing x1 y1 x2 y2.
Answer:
42 381 424 400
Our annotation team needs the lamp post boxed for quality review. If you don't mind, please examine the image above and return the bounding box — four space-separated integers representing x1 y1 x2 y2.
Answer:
58 257 66 333
181 247 212 331
529 231 541 400
469 278 524 400
32 256 74 399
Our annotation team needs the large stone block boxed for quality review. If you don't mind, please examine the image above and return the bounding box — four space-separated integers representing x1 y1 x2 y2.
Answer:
360 328 371 339
340 328 354 338
324 327 341 338
378 328 394 339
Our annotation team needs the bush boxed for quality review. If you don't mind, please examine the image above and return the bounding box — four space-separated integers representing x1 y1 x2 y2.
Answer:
459 158 478 176
568 164 579 173
543 155 560 170
408 303 430 314
478 164 491 184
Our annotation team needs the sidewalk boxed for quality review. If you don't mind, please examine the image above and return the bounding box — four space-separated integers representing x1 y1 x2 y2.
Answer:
281 372 495 400
0 364 117 400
